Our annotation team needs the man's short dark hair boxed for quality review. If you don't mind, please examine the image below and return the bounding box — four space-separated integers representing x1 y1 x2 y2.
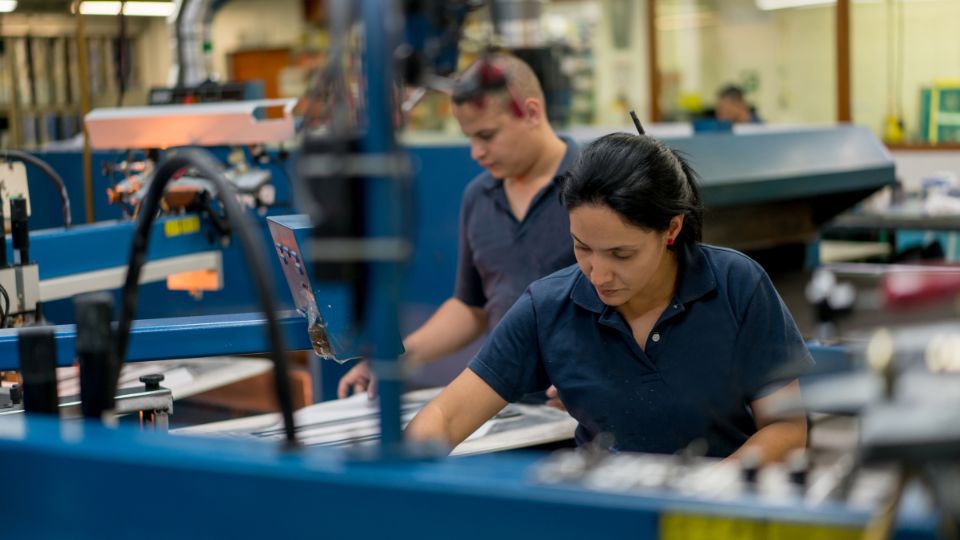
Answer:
717 84 745 102
451 54 545 108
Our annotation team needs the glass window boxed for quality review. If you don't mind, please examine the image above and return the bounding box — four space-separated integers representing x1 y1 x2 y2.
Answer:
655 0 836 125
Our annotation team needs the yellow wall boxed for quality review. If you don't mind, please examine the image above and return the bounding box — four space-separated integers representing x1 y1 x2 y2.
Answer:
852 0 960 140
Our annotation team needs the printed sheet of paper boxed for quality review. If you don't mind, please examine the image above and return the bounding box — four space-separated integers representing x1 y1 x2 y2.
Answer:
176 388 577 456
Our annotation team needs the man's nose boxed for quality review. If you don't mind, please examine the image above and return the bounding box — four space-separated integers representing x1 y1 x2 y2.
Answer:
470 141 486 161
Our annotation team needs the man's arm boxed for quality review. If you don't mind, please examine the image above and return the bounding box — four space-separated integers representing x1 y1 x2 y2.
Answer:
730 380 807 463
403 298 488 364
337 298 487 398
406 368 507 448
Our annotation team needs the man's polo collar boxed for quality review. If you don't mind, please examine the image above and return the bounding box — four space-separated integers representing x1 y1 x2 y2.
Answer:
479 171 499 191
555 134 579 177
570 242 718 315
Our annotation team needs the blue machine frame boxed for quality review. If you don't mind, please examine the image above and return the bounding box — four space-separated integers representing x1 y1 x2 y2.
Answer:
0 415 938 539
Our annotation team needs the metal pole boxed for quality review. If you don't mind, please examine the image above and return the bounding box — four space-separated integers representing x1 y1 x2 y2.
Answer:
836 0 851 123
646 0 661 123
361 0 405 454
8 38 23 147
74 2 95 223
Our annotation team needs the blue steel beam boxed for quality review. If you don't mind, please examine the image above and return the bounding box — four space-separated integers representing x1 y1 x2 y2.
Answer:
0 311 311 369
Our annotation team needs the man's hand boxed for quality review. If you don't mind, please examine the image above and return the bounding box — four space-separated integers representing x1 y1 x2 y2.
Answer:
336 298 487 400
337 360 378 399
545 385 566 411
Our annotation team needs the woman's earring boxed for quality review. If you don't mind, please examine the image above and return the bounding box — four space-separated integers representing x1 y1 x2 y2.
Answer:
667 238 675 246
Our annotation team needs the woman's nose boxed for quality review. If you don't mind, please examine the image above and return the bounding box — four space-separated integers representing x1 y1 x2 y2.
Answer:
590 263 613 286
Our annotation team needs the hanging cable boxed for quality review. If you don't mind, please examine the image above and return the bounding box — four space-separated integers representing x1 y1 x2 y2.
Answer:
886 0 895 120
1 149 72 228
0 283 8 328
114 148 297 447
896 0 905 126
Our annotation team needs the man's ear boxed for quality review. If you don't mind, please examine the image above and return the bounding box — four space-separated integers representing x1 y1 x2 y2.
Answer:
523 97 545 127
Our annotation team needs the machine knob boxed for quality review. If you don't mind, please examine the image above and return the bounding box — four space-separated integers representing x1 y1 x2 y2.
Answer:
787 449 810 488
740 448 763 488
140 373 165 391
19 326 59 414
10 197 29 265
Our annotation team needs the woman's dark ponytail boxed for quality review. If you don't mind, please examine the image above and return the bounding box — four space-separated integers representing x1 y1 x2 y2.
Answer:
561 133 705 250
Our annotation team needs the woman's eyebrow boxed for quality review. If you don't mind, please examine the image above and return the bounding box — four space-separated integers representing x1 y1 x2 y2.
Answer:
571 234 636 251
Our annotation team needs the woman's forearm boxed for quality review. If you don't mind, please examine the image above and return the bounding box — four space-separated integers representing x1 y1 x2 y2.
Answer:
731 417 807 463
405 402 455 446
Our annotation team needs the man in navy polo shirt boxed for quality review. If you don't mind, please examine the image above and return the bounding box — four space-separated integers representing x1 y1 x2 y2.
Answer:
338 54 579 399
407 133 812 461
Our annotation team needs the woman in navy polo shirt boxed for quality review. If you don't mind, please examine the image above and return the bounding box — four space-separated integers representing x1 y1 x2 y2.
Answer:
406 132 812 461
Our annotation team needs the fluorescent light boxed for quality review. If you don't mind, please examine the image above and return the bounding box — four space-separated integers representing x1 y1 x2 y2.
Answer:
79 1 176 17
123 1 176 16
755 0 834 9
0 1 17 13
79 1 121 15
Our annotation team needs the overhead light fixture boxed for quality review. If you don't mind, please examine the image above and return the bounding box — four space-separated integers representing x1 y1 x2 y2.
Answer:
755 0 834 9
0 1 17 13
79 1 177 17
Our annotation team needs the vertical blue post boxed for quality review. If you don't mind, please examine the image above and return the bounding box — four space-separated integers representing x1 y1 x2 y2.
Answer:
361 0 405 453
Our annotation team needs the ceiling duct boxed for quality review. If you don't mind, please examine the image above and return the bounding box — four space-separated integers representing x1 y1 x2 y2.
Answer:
168 0 221 86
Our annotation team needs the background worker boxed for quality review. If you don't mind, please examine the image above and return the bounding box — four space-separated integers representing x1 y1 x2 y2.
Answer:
715 84 762 124
338 54 579 400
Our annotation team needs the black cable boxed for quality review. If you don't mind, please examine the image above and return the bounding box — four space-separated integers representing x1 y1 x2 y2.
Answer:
0 282 8 329
114 148 297 446
2 150 72 228
630 110 646 135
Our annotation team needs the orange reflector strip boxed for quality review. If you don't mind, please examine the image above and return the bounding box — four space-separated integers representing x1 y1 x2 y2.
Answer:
167 269 221 291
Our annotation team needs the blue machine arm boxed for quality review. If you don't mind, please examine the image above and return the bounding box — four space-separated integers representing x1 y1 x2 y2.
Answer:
0 312 311 370
10 215 219 280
